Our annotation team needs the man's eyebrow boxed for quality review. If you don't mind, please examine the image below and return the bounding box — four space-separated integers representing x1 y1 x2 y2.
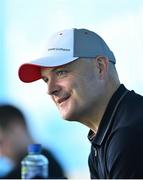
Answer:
51 65 67 72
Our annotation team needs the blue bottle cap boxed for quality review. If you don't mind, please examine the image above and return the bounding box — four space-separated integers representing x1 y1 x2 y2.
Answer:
28 144 42 153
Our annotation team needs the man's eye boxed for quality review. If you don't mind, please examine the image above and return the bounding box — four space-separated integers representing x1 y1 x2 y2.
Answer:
56 70 67 77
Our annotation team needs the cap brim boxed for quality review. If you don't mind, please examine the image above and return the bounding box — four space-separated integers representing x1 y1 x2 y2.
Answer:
18 56 78 83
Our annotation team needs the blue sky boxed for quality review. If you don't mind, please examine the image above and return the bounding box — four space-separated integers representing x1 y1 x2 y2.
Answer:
1 0 143 178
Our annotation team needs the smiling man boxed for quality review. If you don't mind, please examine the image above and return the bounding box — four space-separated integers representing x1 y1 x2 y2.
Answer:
18 28 143 178
41 57 109 127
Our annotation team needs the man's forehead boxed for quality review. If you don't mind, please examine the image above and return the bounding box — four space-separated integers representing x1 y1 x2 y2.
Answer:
41 58 82 76
41 60 76 74
41 65 65 73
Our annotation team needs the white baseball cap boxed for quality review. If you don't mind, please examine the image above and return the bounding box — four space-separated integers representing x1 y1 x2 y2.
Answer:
18 28 116 83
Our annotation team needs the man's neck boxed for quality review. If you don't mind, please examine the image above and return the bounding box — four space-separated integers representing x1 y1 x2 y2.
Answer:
84 82 121 132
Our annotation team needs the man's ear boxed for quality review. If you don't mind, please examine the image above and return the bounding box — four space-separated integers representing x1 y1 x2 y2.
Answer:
95 56 109 80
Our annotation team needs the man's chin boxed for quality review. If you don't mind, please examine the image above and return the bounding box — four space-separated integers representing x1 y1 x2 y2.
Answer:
59 108 79 121
65 118 76 122
61 113 76 122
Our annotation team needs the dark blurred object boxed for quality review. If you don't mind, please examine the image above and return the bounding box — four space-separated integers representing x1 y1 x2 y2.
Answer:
0 104 67 179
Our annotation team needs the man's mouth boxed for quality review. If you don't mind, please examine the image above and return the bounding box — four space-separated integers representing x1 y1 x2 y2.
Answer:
57 95 70 104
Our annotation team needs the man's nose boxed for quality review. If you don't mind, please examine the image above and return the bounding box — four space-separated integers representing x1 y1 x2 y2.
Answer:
47 79 61 96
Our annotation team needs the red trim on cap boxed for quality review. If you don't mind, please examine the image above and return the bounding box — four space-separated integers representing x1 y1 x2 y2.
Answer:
18 64 41 83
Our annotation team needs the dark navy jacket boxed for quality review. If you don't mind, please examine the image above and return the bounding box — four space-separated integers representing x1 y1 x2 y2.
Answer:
88 84 143 179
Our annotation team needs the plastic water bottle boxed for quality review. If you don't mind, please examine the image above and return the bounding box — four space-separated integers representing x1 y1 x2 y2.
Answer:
21 144 48 179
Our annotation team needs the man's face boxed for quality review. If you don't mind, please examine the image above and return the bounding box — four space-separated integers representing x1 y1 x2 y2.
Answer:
41 58 103 123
